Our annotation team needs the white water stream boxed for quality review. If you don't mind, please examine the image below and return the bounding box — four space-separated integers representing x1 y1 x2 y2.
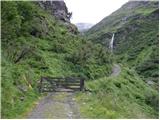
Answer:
109 33 115 52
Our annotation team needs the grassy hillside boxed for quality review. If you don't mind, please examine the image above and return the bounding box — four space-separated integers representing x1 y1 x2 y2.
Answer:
77 1 159 118
1 1 112 118
85 1 159 88
76 65 158 118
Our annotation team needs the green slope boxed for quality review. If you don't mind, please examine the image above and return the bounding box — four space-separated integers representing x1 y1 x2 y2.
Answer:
1 1 112 118
76 65 158 118
85 1 159 88
77 1 159 118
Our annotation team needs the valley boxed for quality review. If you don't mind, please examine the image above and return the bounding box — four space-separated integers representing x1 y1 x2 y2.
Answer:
1 0 159 119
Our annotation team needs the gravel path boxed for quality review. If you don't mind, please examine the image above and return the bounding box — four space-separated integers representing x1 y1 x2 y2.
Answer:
111 64 121 76
27 91 80 119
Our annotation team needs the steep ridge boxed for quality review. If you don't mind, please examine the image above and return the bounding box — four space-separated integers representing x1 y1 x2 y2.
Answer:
85 1 159 89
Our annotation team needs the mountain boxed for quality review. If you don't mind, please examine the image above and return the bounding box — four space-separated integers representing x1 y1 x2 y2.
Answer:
85 1 159 89
76 23 94 32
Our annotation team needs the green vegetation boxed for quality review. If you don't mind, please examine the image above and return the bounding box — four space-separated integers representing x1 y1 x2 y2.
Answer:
78 1 159 118
1 1 158 119
76 65 158 118
114 15 158 88
1 1 112 118
85 1 159 88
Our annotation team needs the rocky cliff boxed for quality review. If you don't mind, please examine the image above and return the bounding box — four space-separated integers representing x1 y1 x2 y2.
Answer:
38 1 78 34
38 1 71 22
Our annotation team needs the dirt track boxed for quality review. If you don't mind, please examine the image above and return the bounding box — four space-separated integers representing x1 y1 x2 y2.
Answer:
111 64 121 76
27 92 80 119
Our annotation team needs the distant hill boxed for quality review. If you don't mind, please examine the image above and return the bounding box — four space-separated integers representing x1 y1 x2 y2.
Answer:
76 23 94 32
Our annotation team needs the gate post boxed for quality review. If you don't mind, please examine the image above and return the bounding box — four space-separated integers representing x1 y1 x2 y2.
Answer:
39 77 43 93
80 78 84 91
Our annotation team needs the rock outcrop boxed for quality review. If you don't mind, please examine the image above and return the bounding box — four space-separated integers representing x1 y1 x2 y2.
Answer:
38 1 78 34
38 1 72 23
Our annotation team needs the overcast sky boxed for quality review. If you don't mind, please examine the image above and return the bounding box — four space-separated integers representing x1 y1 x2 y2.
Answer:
64 0 129 24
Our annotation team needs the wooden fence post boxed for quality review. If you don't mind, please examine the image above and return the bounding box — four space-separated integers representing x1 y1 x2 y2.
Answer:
80 78 84 91
39 77 43 93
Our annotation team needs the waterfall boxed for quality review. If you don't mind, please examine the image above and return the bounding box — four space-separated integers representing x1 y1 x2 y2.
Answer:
109 33 115 52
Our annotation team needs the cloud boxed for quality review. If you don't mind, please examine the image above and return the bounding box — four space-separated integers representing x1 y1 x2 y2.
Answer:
65 0 128 24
